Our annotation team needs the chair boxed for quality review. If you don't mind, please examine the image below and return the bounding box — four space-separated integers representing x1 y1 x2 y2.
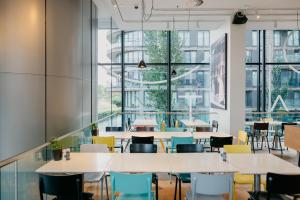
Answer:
185 173 233 200
272 122 297 154
129 143 158 200
173 144 204 200
166 127 186 132
132 136 154 144
136 127 155 132
224 145 265 200
212 120 219 132
250 123 270 153
105 127 123 132
167 136 194 153
195 127 213 132
92 136 116 152
130 144 157 153
39 174 93 200
110 172 154 200
237 130 248 145
210 136 233 152
249 173 300 200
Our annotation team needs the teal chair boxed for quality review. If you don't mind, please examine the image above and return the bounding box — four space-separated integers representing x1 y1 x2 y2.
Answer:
167 136 194 153
110 172 154 200
165 127 186 132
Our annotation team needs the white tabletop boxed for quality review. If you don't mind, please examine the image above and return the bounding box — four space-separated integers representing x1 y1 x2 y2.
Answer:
132 119 158 127
169 153 237 173
36 153 113 173
107 153 171 173
98 131 231 140
181 119 211 127
228 153 300 175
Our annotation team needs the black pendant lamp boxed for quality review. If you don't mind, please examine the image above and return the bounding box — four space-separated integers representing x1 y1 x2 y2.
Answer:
138 1 147 68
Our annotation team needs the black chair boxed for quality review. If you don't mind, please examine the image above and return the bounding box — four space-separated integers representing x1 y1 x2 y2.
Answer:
129 143 158 200
135 126 154 132
106 126 124 153
249 172 300 200
129 143 157 153
105 126 123 132
212 120 219 132
272 122 298 154
210 136 233 152
250 123 270 153
132 136 154 144
195 127 213 132
39 174 93 200
173 144 204 200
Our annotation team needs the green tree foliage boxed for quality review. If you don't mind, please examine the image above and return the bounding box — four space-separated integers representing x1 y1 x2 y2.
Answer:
142 31 183 111
271 66 288 110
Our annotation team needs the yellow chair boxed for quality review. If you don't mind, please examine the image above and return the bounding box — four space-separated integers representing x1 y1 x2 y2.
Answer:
92 136 116 152
237 130 248 145
224 145 265 200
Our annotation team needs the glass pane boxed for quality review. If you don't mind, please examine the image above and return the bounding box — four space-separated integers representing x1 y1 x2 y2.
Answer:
1 162 16 200
245 30 260 63
245 65 258 111
98 29 121 64
171 31 210 63
97 65 122 119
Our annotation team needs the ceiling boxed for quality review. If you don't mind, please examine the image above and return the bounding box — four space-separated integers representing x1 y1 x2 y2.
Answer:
94 0 300 30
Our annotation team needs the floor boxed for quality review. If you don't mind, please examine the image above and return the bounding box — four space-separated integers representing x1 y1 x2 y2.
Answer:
84 146 299 200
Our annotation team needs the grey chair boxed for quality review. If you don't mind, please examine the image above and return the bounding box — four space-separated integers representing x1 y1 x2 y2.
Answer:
186 173 233 200
80 144 109 200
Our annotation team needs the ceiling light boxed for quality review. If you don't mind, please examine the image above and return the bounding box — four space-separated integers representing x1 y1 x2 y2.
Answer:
171 69 177 76
138 60 147 68
111 0 117 8
138 0 147 69
193 0 203 7
256 15 260 19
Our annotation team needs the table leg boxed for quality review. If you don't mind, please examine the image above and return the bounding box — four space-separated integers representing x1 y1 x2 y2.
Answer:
123 139 131 152
100 176 103 200
298 152 300 167
254 174 261 192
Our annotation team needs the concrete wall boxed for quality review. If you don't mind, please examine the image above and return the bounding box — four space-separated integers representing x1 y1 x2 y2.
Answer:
0 0 97 160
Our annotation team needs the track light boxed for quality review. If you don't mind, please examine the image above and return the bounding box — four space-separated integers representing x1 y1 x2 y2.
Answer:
232 11 248 24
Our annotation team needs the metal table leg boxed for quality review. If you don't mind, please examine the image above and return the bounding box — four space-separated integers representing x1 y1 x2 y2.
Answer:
100 176 103 200
254 174 261 192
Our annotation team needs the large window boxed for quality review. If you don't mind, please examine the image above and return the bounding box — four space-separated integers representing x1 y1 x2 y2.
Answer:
245 30 300 119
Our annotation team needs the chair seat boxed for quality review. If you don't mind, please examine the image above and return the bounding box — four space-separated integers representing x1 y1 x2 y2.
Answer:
248 191 291 200
84 172 104 182
179 173 191 183
234 173 266 185
185 191 224 200
117 192 155 200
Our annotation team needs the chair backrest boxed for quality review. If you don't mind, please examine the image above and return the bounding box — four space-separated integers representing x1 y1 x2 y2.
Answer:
132 136 154 144
130 144 157 153
39 174 83 200
237 130 248 145
106 127 123 132
210 136 233 149
212 120 219 132
191 173 233 200
136 127 154 132
223 145 251 153
170 136 194 152
253 122 269 131
262 118 273 123
196 127 213 132
165 127 186 132
176 144 204 153
92 136 115 152
266 173 300 196
281 122 297 132
110 172 152 200
80 144 109 153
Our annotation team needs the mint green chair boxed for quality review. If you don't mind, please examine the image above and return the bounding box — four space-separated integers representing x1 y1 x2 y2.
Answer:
110 172 154 200
167 136 194 153
166 127 186 132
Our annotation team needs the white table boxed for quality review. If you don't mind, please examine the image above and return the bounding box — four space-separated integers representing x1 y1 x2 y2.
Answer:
181 119 211 128
132 118 158 127
228 153 300 191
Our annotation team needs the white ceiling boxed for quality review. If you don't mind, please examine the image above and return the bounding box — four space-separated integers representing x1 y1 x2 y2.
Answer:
94 0 300 30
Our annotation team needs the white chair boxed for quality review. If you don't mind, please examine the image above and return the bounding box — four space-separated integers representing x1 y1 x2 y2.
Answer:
80 144 109 200
186 173 233 200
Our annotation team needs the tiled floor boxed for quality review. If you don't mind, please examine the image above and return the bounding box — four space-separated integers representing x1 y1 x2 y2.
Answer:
85 147 299 200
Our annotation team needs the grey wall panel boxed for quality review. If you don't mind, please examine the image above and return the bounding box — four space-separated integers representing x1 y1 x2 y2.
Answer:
46 76 82 139
46 0 83 79
82 80 92 126
0 0 45 74
0 74 45 160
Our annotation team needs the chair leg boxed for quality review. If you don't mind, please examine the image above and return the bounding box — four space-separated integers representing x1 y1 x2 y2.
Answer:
155 176 158 200
251 136 255 153
278 137 283 155
179 179 182 200
105 175 109 200
260 136 264 150
266 135 270 153
174 176 177 200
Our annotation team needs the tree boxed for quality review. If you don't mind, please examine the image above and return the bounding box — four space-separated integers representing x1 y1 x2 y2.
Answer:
271 66 288 111
142 31 183 111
